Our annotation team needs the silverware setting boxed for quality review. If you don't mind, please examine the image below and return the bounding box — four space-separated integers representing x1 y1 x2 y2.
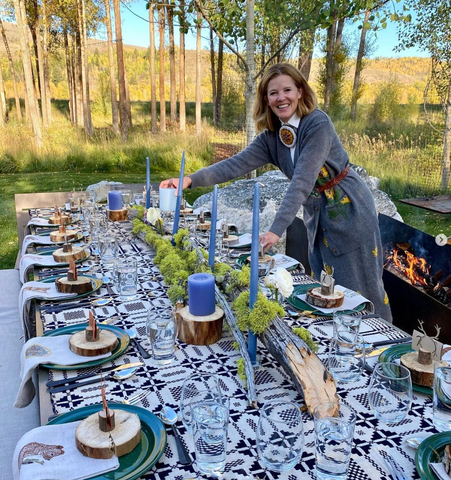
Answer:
381 452 408 480
160 405 193 466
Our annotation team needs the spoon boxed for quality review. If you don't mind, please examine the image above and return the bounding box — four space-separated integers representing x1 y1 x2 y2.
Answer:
40 297 113 314
405 436 427 449
102 276 115 296
126 328 151 359
160 406 193 466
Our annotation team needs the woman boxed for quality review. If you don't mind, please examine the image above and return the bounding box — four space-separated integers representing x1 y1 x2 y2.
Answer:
161 63 392 321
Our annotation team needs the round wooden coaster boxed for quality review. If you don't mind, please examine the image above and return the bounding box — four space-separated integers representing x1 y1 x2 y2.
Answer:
50 230 79 242
176 306 224 346
52 245 86 263
75 409 141 459
305 287 344 309
223 235 239 246
48 214 72 225
55 275 92 294
400 351 434 387
197 221 211 231
107 208 128 221
69 329 118 356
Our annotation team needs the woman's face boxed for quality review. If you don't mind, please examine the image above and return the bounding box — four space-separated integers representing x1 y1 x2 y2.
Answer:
266 74 302 124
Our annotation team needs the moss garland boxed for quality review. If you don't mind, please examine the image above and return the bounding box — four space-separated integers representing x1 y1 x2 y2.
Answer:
292 327 319 353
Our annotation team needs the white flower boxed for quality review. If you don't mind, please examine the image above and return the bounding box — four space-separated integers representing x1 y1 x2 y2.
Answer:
264 274 276 289
147 207 162 226
274 268 293 298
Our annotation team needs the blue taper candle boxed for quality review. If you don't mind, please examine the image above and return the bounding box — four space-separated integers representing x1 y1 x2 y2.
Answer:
146 157 151 208
208 184 218 269
172 150 186 241
248 182 260 363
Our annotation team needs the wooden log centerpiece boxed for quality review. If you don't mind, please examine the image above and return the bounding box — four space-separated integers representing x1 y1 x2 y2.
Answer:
107 208 128 222
52 241 86 263
55 258 92 294
50 218 79 242
306 265 344 309
69 312 118 356
75 387 141 459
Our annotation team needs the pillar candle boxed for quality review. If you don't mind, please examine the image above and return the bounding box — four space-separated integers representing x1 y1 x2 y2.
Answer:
108 191 122 211
208 185 218 269
248 182 260 363
146 157 151 209
172 150 186 239
188 273 215 316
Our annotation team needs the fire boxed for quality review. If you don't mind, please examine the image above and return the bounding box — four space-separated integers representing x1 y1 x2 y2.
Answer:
386 248 430 286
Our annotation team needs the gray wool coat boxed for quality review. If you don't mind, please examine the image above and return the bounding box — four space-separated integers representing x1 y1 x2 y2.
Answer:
189 109 392 321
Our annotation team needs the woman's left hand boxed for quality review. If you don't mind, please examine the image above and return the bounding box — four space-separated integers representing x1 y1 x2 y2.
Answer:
259 232 280 251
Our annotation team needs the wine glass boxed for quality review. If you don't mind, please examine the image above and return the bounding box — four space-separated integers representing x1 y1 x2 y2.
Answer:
368 362 412 423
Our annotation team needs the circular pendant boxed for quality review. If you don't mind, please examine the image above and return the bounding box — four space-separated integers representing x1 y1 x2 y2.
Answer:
279 125 297 148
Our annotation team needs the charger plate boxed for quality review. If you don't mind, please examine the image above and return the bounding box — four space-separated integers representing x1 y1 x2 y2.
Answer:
47 403 167 480
415 431 451 480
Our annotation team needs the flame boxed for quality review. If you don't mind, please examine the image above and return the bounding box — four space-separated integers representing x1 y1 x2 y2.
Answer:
386 248 430 286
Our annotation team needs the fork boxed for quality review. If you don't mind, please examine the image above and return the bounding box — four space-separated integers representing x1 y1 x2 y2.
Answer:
121 388 152 405
382 453 408 480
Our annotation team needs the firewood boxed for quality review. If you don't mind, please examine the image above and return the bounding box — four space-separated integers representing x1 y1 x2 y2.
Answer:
69 330 118 356
441 274 451 288
75 409 141 459
306 287 344 309
400 351 434 387
175 306 224 345
55 275 92 294
52 245 86 263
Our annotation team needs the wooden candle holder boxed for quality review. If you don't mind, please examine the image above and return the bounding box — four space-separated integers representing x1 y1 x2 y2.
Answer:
175 305 224 345
107 208 128 221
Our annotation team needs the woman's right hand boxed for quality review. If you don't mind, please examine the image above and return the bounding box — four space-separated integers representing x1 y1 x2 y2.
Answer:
159 176 192 191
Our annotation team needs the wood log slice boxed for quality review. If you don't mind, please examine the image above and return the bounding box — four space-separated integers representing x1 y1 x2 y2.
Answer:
48 214 71 225
176 305 223 345
305 287 344 309
443 444 451 475
75 409 141 459
69 329 118 356
52 246 86 263
180 208 194 215
400 351 434 387
55 275 93 294
50 230 79 243
197 221 211 231
222 235 239 246
246 254 273 264
107 208 128 222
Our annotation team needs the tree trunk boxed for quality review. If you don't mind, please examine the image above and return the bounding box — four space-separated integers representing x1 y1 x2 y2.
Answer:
158 5 166 132
330 17 344 107
105 0 119 134
167 0 177 124
0 60 6 125
124 66 132 127
77 0 93 135
35 23 48 125
195 10 201 135
0 17 22 121
148 3 157 133
210 28 217 126
64 31 75 125
113 0 130 140
42 2 52 124
351 10 370 121
74 33 84 127
245 0 256 148
179 0 186 132
13 0 42 148
323 20 337 113
298 28 315 80
215 39 223 126
441 82 451 191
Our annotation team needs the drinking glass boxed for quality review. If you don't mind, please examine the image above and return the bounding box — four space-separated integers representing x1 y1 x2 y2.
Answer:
99 234 118 270
328 335 365 383
133 192 144 207
433 359 451 431
146 313 176 365
314 402 356 480
121 189 132 208
117 258 138 300
180 373 222 434
333 311 361 344
192 398 229 476
257 400 304 472
368 362 412 423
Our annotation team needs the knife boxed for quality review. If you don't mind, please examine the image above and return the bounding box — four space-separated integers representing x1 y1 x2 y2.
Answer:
371 336 411 348
45 362 143 388
49 373 116 394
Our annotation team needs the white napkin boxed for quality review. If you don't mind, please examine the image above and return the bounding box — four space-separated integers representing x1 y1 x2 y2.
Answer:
26 217 53 227
12 421 119 480
19 282 77 340
297 285 374 314
15 335 111 408
270 254 302 273
19 254 61 284
430 462 450 480
233 233 252 247
21 235 57 256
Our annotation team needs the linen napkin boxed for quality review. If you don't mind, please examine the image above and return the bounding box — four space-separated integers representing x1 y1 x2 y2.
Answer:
430 462 450 480
26 217 53 228
19 254 61 283
21 234 57 256
19 281 77 340
270 253 303 273
15 335 111 408
12 421 119 480
232 233 252 247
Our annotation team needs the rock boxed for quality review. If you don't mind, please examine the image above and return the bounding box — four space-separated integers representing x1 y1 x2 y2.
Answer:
86 181 123 202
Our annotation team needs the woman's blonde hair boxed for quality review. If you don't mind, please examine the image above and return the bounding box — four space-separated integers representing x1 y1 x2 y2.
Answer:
253 63 318 132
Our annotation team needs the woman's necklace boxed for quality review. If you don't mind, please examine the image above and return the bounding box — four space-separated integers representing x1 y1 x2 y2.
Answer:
279 124 297 148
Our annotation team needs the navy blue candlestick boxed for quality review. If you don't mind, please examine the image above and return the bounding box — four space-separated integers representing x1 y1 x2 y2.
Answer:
172 150 186 243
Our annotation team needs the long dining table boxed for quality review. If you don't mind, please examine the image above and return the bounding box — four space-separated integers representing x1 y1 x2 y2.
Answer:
20 205 441 480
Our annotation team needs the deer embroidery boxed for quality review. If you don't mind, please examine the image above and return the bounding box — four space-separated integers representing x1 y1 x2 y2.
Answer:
23 286 52 294
18 442 64 470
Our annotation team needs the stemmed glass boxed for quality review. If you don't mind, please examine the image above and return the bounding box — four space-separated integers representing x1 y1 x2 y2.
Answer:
368 362 412 423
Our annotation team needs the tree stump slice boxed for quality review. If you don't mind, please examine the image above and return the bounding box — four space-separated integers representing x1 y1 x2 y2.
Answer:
223 235 239 246
176 305 224 345
197 221 211 231
48 214 71 225
69 330 118 356
50 230 79 242
443 445 451 474
400 351 434 387
180 208 193 215
107 209 128 221
75 409 141 459
305 287 344 309
52 246 86 263
55 275 92 294
246 254 273 264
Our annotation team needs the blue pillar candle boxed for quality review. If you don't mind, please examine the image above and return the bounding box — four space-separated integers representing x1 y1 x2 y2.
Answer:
108 190 122 211
172 150 186 239
188 273 216 316
146 157 151 209
208 184 218 269
248 182 260 363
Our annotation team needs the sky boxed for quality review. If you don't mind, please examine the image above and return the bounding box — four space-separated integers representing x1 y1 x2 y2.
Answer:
103 1 430 59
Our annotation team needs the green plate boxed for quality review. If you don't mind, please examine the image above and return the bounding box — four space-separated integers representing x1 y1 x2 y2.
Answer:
47 403 167 480
286 283 366 316
379 344 432 395
415 431 451 480
41 323 129 370
38 274 102 301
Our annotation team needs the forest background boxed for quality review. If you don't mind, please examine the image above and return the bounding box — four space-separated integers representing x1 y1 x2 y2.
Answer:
0 0 450 269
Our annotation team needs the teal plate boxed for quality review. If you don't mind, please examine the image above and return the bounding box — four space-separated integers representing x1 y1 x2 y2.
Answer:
415 431 451 480
47 403 167 480
379 344 432 395
286 283 366 316
41 323 129 370
38 274 102 301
